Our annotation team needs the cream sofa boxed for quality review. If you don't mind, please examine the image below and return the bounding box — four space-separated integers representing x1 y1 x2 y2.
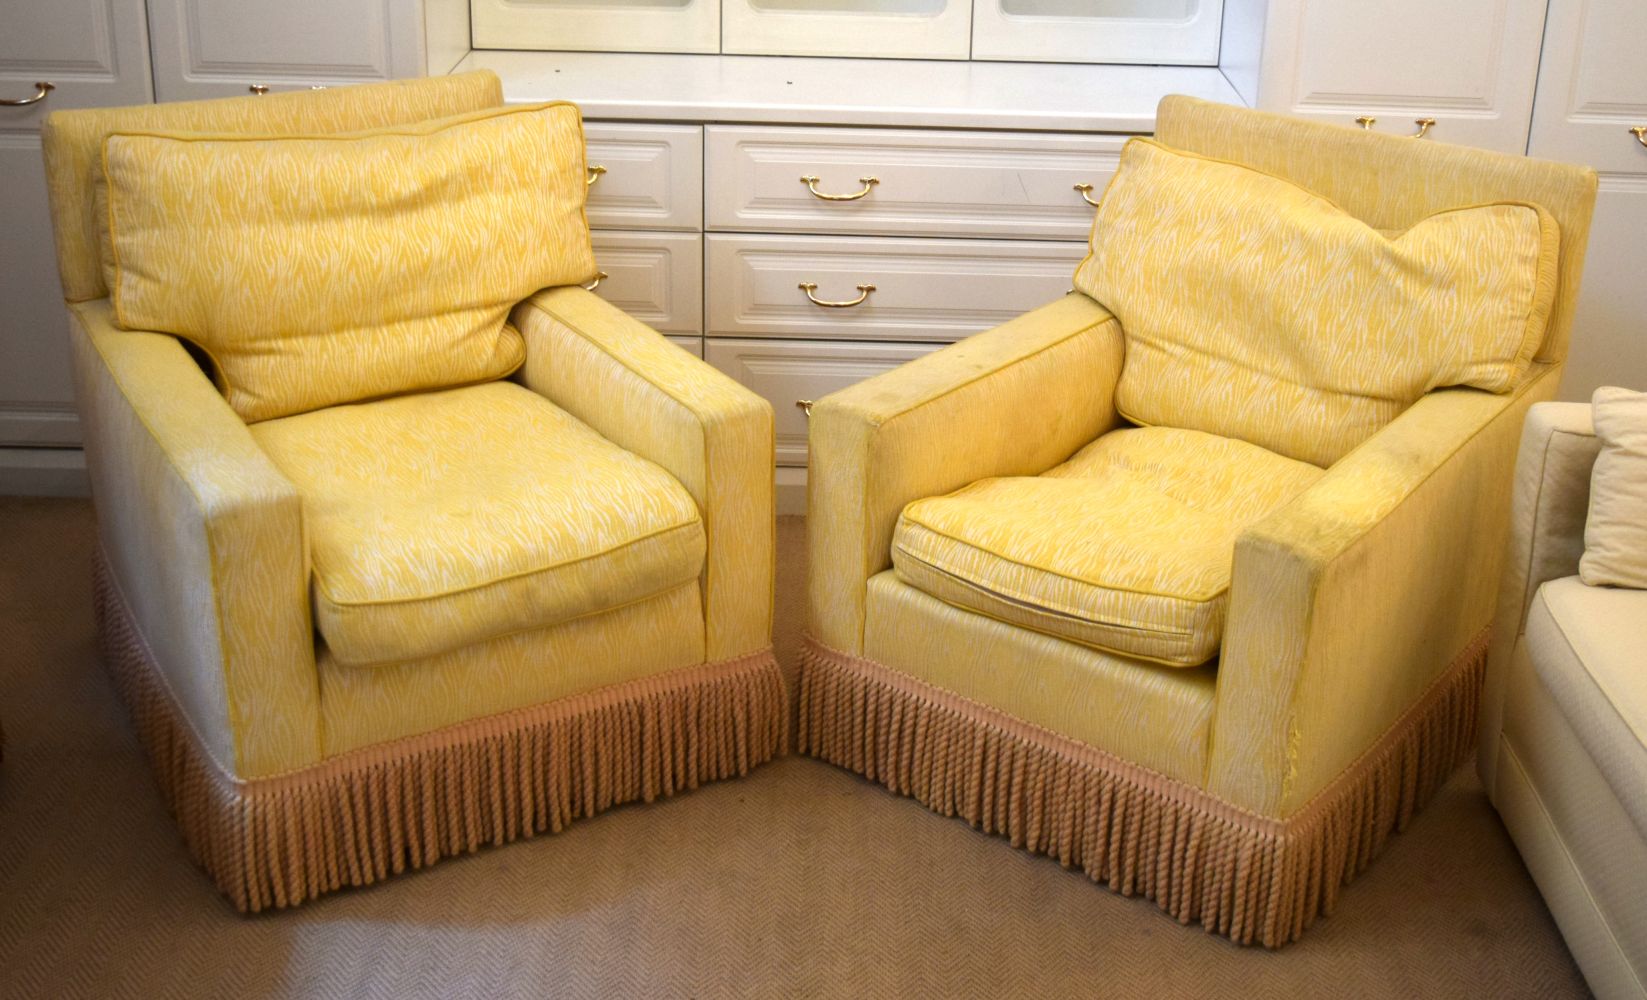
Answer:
1479 401 1647 999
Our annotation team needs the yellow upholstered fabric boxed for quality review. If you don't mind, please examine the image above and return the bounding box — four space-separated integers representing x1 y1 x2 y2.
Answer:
99 102 596 422
1211 366 1562 815
1152 96 1597 367
512 287 776 662
250 381 706 667
1579 387 1647 589
1076 139 1560 467
67 299 318 780
320 581 705 754
893 427 1324 666
42 72 504 304
808 293 1126 655
863 572 1216 786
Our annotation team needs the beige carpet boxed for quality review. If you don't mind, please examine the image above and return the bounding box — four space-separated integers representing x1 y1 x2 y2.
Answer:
0 496 1589 999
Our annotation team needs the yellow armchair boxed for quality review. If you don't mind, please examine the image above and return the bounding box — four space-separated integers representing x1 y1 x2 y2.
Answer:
801 97 1597 946
45 74 782 911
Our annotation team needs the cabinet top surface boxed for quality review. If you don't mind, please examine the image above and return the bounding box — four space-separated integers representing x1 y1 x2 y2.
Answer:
457 50 1244 132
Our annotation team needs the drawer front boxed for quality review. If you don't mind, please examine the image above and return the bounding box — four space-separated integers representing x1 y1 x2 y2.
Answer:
706 233 1084 342
665 336 703 358
585 123 704 232
1 0 153 132
590 231 703 334
706 125 1124 240
706 338 939 466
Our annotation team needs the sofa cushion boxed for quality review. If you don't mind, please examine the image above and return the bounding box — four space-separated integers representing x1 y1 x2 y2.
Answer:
891 426 1324 667
1074 138 1561 467
1528 575 1647 839
250 381 706 666
98 102 596 422
1580 386 1647 589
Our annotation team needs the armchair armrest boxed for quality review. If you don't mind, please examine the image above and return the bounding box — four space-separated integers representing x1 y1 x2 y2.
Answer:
511 287 775 661
806 293 1124 653
1476 400 1600 789
67 300 318 780
1208 365 1562 817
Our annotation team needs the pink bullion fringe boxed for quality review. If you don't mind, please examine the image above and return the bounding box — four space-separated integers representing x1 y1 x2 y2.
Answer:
94 557 787 913
797 631 1489 948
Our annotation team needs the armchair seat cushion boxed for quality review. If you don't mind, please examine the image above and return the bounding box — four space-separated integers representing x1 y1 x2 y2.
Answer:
250 381 707 666
891 426 1323 666
1527 575 1647 840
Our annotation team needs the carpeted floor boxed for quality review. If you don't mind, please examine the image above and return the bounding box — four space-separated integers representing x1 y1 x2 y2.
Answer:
0 496 1590 999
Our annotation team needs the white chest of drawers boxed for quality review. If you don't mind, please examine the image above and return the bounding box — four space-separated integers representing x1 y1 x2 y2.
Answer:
582 119 1127 511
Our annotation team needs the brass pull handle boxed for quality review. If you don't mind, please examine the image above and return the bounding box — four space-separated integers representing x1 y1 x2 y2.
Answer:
1354 115 1377 130
799 282 875 308
249 84 269 96
581 271 609 291
1074 183 1100 208
1631 126 1647 150
1411 118 1436 139
586 165 606 187
800 175 878 202
796 399 814 417
1 81 54 107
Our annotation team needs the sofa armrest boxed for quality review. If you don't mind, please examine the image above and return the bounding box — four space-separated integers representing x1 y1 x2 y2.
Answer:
806 293 1125 653
511 287 775 661
1207 365 1562 817
67 300 318 780
1476 400 1600 789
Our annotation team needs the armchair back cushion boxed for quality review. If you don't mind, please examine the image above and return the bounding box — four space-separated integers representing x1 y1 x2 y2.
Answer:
1075 139 1560 467
43 71 505 304
97 102 596 422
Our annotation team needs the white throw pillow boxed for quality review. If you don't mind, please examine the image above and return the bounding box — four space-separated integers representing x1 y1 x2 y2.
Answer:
1580 386 1647 589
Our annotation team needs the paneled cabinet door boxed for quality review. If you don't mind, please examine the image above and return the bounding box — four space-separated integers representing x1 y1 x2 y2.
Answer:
1528 0 1647 174
1257 0 1550 154
1 0 153 125
145 0 425 102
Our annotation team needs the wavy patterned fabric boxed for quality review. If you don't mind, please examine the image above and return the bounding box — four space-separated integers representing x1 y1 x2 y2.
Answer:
1152 96 1597 367
98 102 596 422
250 381 706 667
862 573 1217 786
807 293 1126 654
42 72 505 304
513 287 776 662
892 427 1324 666
68 299 318 780
1075 139 1560 467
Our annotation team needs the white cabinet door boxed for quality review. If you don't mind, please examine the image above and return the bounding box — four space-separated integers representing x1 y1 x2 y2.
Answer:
589 232 704 335
0 0 153 126
706 233 1084 342
1257 0 1550 153
584 123 704 232
146 0 425 102
721 0 972 60
1557 180 1647 400
1528 0 1647 174
705 339 940 466
0 137 79 447
471 0 720 55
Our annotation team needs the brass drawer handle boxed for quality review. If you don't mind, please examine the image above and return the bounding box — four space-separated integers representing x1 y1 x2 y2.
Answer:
1074 183 1100 208
800 174 878 201
586 165 606 186
1632 126 1647 150
1411 118 1436 139
249 84 270 96
796 399 814 417
1354 115 1377 130
581 271 609 291
799 282 875 308
1 81 54 106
